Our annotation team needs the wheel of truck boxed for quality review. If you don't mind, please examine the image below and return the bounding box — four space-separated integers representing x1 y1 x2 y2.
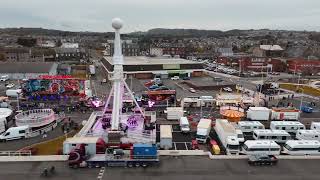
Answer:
142 163 148 168
128 163 133 168
135 163 140 167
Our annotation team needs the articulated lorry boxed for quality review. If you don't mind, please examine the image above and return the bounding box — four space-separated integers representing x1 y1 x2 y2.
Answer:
66 137 159 168
214 119 240 155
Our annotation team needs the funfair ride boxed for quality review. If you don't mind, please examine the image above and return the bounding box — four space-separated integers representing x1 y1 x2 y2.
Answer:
89 18 155 144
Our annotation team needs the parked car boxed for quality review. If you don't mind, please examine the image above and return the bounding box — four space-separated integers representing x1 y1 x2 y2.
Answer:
248 154 278 166
189 88 196 93
6 83 15 89
183 77 191 80
223 87 232 92
171 76 180 80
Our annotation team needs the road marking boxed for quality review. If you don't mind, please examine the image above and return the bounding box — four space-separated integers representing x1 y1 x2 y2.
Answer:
97 167 105 180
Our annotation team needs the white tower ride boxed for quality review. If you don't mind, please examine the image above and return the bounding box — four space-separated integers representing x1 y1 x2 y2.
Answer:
110 18 124 130
106 18 144 131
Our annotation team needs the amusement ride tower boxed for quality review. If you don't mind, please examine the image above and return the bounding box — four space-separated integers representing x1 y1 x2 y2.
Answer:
103 18 144 133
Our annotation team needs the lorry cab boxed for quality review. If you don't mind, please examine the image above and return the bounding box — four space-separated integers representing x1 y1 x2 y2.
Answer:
179 117 190 133
236 129 245 143
0 125 30 141
226 136 240 155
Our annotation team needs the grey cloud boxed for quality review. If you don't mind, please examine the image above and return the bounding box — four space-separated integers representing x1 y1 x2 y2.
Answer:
0 0 319 32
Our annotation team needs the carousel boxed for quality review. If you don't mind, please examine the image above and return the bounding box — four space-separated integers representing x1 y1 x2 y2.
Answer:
219 106 245 122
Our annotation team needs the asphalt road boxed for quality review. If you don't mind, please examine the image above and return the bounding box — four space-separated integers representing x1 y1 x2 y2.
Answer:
1 157 320 180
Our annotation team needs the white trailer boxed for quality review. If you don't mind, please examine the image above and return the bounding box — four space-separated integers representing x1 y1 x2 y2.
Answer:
6 89 22 98
165 107 184 120
310 122 320 130
237 121 265 133
242 140 281 155
283 140 320 155
270 121 305 133
89 65 95 75
253 129 291 143
296 130 320 141
196 119 212 143
160 125 172 150
214 119 240 155
271 108 300 121
246 107 270 121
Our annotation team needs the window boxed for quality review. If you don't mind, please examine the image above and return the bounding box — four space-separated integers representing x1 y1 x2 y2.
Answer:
300 127 304 129
271 136 277 139
5 132 10 136
282 136 287 140
276 127 279 129
260 136 266 139
282 127 285 130
19 130 25 134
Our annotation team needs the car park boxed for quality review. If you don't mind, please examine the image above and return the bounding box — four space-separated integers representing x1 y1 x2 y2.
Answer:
248 154 278 166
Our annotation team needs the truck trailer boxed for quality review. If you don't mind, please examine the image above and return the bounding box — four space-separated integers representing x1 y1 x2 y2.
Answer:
214 119 240 155
271 108 300 121
246 107 271 121
68 143 159 168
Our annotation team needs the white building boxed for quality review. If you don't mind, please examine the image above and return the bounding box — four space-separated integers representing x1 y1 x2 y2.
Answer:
61 43 79 49
150 48 163 57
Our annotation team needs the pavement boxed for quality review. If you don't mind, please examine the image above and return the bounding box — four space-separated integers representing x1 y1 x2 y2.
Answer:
1 157 320 180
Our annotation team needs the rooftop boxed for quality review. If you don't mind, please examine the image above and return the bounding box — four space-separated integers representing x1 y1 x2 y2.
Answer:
104 56 202 65
0 62 56 73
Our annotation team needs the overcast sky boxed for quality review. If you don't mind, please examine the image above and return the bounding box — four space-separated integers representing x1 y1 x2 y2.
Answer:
0 0 319 32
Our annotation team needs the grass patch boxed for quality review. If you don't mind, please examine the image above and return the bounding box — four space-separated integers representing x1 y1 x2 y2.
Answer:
280 83 320 97
20 130 79 155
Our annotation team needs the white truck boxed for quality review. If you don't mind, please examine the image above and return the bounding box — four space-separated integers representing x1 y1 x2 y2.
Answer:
0 75 9 82
179 117 190 133
6 89 22 98
196 119 212 143
89 65 95 75
246 107 271 121
160 125 172 150
214 119 240 155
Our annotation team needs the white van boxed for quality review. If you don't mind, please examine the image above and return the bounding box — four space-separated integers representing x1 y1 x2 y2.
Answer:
242 140 281 155
0 126 30 141
179 117 190 133
237 121 265 133
0 75 9 82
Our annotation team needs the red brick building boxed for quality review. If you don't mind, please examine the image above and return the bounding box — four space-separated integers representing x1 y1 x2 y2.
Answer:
287 59 320 75
162 47 186 58
239 57 269 72
269 58 287 72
